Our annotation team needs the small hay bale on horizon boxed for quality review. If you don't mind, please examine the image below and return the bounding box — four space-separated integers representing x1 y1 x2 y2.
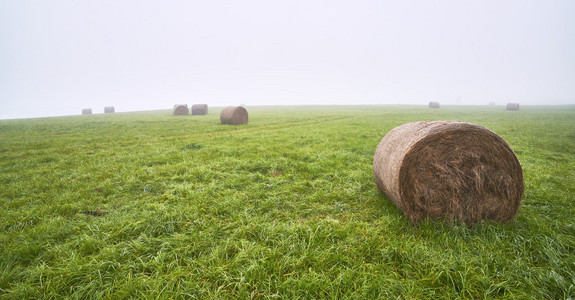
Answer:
191 104 208 115
506 103 520 111
173 104 189 116
489 102 496 106
82 108 92 115
104 106 115 113
373 121 523 225
220 106 248 125
428 101 440 108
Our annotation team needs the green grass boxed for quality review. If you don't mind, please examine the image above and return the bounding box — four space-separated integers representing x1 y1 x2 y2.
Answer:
1 105 574 299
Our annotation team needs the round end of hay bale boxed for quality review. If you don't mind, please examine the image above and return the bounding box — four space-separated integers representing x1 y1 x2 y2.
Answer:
428 101 440 108
191 104 208 115
173 104 189 116
220 106 248 125
373 121 523 225
82 108 92 115
104 106 115 113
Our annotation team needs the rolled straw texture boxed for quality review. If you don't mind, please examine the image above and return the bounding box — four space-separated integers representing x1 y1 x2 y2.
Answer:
373 121 523 225
220 106 248 125
191 104 208 115
173 104 189 116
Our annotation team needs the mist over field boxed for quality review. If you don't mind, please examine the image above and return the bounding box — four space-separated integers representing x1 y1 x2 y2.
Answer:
1 0 575 119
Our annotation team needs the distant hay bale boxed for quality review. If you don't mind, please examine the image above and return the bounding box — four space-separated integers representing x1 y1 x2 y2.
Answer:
173 104 189 116
506 103 520 111
373 121 523 225
220 106 248 125
489 102 496 106
428 101 440 108
191 104 208 115
104 106 115 113
82 108 92 115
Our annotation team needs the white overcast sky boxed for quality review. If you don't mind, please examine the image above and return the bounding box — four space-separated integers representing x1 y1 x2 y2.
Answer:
1 0 574 119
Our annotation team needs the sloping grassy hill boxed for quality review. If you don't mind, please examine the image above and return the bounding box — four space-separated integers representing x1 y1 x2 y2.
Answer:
1 105 574 298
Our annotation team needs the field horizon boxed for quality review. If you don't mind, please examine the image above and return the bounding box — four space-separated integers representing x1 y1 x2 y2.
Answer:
1 105 574 298
2 103 573 121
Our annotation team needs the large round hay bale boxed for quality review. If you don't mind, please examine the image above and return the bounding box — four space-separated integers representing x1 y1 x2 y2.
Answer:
82 108 92 115
220 106 248 125
429 101 440 108
191 104 208 115
173 104 189 115
373 121 523 225
506 103 520 111
104 106 115 113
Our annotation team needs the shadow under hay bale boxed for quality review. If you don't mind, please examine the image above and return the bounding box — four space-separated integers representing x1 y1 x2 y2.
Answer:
506 103 520 111
82 108 92 115
173 104 189 116
373 121 523 225
428 101 440 108
220 106 248 125
104 106 115 113
191 104 208 115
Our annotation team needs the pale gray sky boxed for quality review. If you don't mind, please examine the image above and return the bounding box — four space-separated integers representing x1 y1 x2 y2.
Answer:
1 0 574 119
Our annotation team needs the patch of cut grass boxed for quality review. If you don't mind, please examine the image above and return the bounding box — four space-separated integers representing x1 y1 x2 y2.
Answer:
1 105 574 298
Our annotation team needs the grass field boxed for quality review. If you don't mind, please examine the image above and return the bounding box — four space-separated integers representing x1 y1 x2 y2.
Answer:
1 105 574 299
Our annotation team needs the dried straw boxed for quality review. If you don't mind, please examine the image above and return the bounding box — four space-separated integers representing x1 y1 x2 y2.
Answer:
191 104 208 115
506 103 520 111
104 106 115 113
173 104 189 116
220 106 248 125
82 108 92 115
373 121 523 225
429 101 440 108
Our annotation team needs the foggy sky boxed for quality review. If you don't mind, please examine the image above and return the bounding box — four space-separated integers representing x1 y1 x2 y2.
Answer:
1 0 574 119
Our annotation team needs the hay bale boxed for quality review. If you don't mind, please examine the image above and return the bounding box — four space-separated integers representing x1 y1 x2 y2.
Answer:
191 104 208 115
220 106 248 125
489 102 496 106
82 108 92 115
373 121 523 225
429 101 440 108
506 103 520 111
104 106 115 113
173 104 189 115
